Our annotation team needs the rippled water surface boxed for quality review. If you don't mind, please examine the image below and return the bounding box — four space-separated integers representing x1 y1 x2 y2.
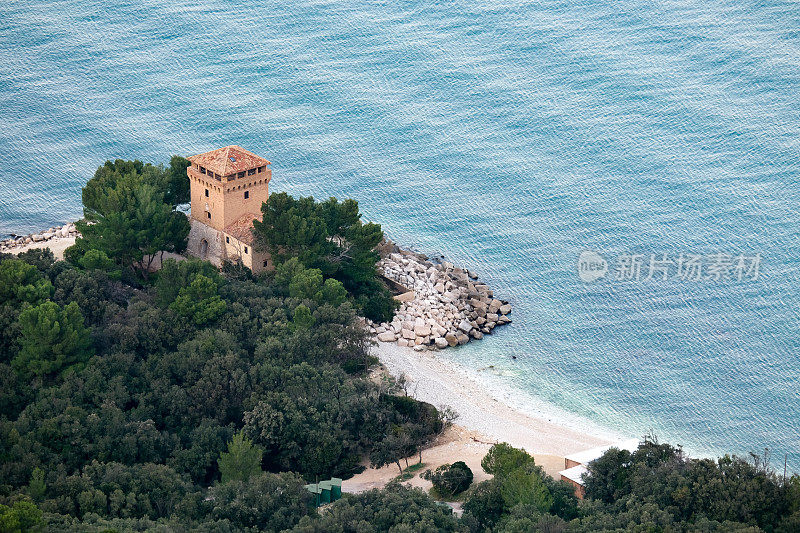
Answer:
2 0 799 468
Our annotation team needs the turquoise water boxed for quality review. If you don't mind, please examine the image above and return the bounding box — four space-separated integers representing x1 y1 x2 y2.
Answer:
2 1 799 469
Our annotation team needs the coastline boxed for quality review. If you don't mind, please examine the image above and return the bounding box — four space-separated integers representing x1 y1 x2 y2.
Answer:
372 341 624 458
7 224 629 463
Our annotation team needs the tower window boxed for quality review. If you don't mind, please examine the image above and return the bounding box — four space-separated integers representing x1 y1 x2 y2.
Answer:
205 188 209 197
200 166 206 174
244 246 248 254
258 166 265 173
262 259 269 267
244 190 249 199
206 212 211 219
226 236 230 244
238 171 245 179
248 168 256 176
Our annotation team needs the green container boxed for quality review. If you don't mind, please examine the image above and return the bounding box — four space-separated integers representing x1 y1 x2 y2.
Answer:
318 481 332 504
304 483 322 507
330 477 343 500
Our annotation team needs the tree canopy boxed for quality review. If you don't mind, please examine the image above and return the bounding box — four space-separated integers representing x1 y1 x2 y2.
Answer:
253 192 397 322
67 158 191 279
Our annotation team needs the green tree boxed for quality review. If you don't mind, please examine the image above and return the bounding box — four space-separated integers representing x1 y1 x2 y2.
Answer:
72 171 189 277
218 432 263 484
498 464 553 513
0 259 53 306
77 248 115 271
164 155 191 206
481 443 537 478
463 479 506 530
28 468 46 502
292 482 464 532
253 193 396 321
209 472 313 531
12 301 91 378
154 258 221 307
0 499 42 533
170 274 227 325
424 461 473 497
291 304 315 331
582 446 632 504
82 157 190 210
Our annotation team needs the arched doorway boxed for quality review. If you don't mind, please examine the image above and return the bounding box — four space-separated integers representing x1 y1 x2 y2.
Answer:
200 239 209 259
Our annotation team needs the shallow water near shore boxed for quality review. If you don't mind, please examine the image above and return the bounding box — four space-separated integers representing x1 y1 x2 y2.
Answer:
1 1 799 469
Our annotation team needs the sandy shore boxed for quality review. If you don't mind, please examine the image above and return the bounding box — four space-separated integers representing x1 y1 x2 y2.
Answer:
8 236 76 260
342 423 567 494
373 342 620 458
344 342 625 494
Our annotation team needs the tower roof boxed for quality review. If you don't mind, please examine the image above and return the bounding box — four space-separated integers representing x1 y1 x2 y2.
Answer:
188 146 270 177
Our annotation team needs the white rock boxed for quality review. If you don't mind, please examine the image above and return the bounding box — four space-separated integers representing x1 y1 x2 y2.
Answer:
457 319 473 334
377 331 396 342
414 324 431 337
434 337 448 349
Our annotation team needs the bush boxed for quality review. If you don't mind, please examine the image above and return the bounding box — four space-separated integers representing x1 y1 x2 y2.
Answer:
424 461 473 498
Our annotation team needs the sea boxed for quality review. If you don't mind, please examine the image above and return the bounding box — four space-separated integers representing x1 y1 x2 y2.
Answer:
1 0 798 471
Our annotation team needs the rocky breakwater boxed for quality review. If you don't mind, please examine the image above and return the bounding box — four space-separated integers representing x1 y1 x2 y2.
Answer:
368 250 512 351
0 222 80 253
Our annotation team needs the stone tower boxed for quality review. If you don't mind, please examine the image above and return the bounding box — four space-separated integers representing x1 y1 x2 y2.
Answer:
185 146 273 273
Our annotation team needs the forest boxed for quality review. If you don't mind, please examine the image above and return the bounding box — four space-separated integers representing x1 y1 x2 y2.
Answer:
0 157 798 532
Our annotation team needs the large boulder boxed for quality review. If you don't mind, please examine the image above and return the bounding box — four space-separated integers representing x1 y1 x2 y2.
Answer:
445 332 459 347
499 304 512 315
414 324 432 337
401 329 416 340
457 319 473 334
377 331 396 342
434 337 449 349
456 332 470 345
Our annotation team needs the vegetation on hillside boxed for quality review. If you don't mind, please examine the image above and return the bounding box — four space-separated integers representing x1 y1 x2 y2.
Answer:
0 157 798 531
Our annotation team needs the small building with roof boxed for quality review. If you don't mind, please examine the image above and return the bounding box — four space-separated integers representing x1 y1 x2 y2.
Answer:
558 438 639 499
185 146 273 273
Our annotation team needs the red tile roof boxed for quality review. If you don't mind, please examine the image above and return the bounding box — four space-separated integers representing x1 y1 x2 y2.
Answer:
188 146 270 177
224 212 261 245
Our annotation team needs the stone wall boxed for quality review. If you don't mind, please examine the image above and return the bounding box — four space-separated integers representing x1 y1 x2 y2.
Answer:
369 247 511 351
186 219 225 267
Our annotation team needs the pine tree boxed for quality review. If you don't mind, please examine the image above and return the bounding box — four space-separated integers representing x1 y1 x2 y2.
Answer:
218 432 263 484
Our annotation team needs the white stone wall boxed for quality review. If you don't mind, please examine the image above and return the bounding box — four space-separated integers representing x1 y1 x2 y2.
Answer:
186 219 225 267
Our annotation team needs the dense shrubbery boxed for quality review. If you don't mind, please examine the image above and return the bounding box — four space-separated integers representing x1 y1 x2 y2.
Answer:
458 440 800 533
424 461 474 497
0 248 445 530
0 159 441 531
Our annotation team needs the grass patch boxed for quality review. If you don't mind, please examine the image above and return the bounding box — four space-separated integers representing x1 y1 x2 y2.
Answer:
393 462 426 482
